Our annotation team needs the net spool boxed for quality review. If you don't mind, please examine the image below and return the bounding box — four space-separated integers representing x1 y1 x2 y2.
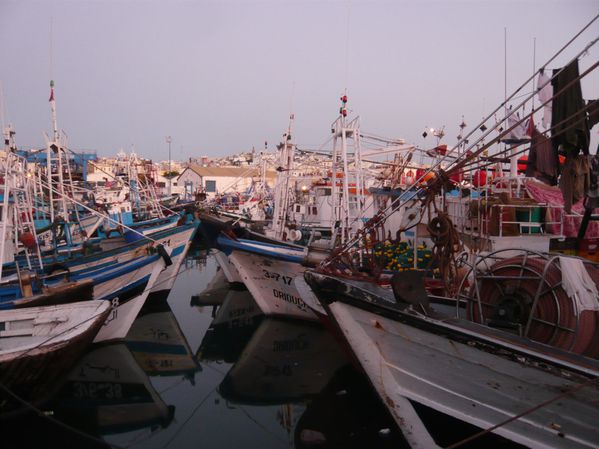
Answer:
466 254 597 355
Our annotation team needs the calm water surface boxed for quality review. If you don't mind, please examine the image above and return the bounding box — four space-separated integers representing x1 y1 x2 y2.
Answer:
3 245 404 449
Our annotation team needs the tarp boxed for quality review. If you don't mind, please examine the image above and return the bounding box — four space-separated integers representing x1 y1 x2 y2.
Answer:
525 179 599 237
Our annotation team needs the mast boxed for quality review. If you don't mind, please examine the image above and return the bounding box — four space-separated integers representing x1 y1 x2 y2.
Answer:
330 93 362 245
49 80 59 142
270 114 295 240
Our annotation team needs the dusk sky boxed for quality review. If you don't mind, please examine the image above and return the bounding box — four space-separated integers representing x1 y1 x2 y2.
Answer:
1 1 597 161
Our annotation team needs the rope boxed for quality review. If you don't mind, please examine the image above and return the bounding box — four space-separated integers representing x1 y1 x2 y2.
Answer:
444 374 599 449
0 381 126 449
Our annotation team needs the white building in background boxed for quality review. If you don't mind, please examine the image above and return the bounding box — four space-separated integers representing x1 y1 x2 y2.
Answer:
177 165 276 199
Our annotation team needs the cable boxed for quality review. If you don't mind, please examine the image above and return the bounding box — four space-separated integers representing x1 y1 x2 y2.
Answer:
444 374 599 449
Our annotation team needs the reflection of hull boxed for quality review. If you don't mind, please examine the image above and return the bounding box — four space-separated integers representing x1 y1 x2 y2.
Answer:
229 251 316 321
51 343 174 435
197 289 264 363
191 269 229 306
126 299 200 377
218 318 347 405
294 365 405 449
213 249 243 285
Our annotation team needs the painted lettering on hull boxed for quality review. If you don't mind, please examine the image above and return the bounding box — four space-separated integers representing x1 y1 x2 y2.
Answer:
272 289 307 311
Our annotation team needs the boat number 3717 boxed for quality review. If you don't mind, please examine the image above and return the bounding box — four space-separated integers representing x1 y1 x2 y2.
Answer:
262 269 292 285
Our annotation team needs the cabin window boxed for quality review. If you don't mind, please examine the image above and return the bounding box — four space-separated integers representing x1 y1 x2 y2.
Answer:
312 206 318 215
205 180 216 192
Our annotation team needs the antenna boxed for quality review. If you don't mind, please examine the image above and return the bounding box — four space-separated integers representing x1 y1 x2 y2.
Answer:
344 0 351 90
0 81 5 132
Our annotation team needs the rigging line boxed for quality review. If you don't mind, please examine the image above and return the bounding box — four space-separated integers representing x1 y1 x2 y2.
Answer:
68 151 178 216
236 404 289 445
0 381 126 449
158 386 217 449
444 374 599 449
38 177 161 243
323 56 599 266
457 97 598 172
425 31 599 186
452 58 599 173
2 253 191 368
450 39 599 173
345 37 598 249
460 104 592 171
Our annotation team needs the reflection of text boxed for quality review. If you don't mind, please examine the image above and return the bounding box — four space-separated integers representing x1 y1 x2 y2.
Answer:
273 289 307 311
273 334 309 352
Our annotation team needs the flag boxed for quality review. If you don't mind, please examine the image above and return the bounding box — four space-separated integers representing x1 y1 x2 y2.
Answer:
49 87 54 102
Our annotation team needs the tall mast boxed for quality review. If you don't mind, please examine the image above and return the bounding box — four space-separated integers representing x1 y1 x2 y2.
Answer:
270 114 295 240
330 92 364 245
49 80 59 142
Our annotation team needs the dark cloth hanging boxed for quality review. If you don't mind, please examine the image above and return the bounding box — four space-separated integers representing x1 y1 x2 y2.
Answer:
526 127 559 185
587 99 599 130
551 60 590 157
586 151 599 209
559 155 590 213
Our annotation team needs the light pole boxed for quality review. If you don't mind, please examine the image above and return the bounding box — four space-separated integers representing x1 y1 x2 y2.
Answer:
166 136 172 196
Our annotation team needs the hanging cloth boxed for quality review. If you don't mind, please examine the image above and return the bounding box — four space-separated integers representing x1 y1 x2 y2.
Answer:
551 60 590 157
536 70 553 129
559 154 590 213
501 109 531 144
526 126 559 185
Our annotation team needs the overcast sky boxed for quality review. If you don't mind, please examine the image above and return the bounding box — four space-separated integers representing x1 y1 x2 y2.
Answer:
1 0 597 161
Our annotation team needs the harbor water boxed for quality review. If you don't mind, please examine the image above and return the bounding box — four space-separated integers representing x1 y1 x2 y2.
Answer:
3 244 405 449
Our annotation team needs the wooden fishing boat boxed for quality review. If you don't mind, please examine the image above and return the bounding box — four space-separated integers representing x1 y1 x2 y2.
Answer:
0 300 111 414
301 255 599 449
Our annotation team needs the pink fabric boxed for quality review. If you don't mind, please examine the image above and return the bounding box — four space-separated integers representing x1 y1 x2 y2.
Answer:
525 179 599 237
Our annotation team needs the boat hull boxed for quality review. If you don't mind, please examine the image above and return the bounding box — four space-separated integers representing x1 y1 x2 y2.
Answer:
229 251 316 321
306 273 599 449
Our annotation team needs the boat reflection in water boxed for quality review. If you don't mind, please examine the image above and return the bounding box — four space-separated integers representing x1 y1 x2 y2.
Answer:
50 342 175 436
3 341 177 449
196 288 264 363
218 317 349 405
190 268 230 307
126 294 201 381
294 365 409 449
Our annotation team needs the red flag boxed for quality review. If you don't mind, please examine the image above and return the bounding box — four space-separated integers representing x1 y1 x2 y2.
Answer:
49 88 54 102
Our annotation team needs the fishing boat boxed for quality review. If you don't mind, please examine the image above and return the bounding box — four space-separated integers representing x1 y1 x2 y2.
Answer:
0 300 111 413
92 244 172 342
295 23 599 449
